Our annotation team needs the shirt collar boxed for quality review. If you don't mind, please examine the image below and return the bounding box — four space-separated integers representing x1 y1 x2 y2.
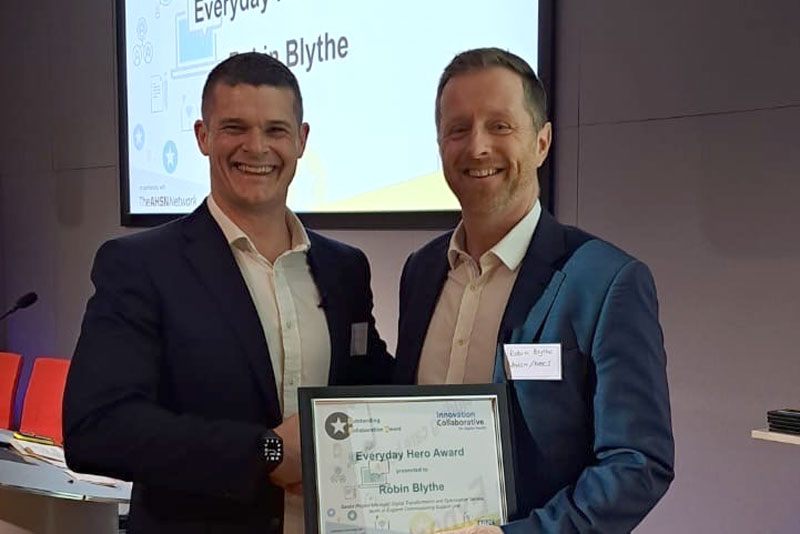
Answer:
447 199 542 272
206 195 311 255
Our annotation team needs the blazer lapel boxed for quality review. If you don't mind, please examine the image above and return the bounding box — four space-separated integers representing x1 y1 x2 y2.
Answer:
180 203 278 407
305 235 348 384
494 210 568 382
394 236 450 384
509 271 566 344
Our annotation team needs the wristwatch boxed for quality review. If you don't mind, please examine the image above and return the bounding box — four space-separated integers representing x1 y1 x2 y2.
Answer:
261 432 284 470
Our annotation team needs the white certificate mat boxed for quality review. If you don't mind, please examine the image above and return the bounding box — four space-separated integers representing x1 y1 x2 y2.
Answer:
307 393 509 533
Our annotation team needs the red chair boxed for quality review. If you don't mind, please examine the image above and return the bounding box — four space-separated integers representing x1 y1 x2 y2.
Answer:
19 357 70 444
0 352 23 429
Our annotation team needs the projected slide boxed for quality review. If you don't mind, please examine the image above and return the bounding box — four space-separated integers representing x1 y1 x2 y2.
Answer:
122 0 539 215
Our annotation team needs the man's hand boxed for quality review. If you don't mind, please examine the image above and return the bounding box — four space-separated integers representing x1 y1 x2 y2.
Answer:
269 413 302 488
285 482 303 496
440 526 503 534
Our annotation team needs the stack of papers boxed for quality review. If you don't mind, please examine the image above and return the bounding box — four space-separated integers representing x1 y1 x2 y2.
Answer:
8 438 66 466
9 437 127 487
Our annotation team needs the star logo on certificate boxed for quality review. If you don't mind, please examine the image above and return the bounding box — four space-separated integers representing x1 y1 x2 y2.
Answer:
331 418 347 434
325 412 352 440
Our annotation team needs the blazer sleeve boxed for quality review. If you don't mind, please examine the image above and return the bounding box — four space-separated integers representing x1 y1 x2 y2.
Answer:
347 248 394 384
398 252 414 326
504 260 675 534
63 239 272 501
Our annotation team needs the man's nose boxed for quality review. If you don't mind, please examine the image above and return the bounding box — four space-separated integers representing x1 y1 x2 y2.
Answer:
466 127 491 158
242 128 270 153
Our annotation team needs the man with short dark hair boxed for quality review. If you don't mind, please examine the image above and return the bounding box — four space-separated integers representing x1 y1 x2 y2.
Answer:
64 52 391 533
394 48 674 533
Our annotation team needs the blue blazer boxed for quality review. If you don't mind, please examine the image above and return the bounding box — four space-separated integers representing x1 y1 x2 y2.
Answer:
63 202 391 533
394 209 674 533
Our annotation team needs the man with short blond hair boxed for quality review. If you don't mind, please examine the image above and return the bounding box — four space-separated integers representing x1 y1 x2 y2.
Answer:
394 48 674 533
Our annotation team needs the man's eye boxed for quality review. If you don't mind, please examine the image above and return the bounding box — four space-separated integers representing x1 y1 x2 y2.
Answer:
446 126 469 138
221 125 244 133
492 123 512 132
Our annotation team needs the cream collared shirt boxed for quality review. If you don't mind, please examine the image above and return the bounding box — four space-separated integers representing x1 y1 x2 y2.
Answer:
208 196 329 533
417 200 541 385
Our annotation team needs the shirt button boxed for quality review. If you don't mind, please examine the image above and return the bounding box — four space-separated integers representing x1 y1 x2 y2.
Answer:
285 321 293 330
457 339 466 347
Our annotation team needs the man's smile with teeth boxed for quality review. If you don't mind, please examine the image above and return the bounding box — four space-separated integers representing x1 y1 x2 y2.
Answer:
465 168 502 177
234 163 276 175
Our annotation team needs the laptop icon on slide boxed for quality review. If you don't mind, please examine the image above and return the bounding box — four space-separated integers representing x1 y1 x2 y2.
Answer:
171 12 218 79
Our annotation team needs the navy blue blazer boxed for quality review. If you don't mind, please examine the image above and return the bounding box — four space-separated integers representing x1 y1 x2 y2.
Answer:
394 210 674 533
63 202 391 533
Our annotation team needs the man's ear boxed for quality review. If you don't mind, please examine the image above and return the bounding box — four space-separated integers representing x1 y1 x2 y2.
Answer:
535 121 552 168
194 119 210 156
297 122 310 158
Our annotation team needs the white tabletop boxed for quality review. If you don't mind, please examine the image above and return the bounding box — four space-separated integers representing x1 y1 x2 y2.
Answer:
0 429 131 503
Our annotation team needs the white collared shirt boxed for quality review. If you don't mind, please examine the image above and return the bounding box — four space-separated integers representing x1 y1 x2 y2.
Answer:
417 200 542 384
208 196 329 533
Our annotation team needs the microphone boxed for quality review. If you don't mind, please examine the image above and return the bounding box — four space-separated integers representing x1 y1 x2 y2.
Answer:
0 292 38 322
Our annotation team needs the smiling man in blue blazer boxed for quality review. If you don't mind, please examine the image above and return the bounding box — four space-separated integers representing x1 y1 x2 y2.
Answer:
63 53 391 533
394 48 674 533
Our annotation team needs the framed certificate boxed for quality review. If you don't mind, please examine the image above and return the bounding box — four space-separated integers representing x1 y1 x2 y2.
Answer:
298 384 515 534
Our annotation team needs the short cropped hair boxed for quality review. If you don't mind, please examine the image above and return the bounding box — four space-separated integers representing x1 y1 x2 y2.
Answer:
201 52 303 125
435 47 548 131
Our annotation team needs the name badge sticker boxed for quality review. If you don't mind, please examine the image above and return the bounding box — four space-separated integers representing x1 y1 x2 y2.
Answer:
350 322 368 356
503 343 562 380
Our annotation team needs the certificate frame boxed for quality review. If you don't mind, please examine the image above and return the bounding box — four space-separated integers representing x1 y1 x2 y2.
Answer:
298 384 516 534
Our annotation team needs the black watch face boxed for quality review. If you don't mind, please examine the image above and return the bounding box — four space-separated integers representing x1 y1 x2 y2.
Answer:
264 437 282 461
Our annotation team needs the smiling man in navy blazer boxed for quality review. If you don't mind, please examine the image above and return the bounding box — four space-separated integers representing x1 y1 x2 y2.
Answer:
63 53 391 533
394 48 674 533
